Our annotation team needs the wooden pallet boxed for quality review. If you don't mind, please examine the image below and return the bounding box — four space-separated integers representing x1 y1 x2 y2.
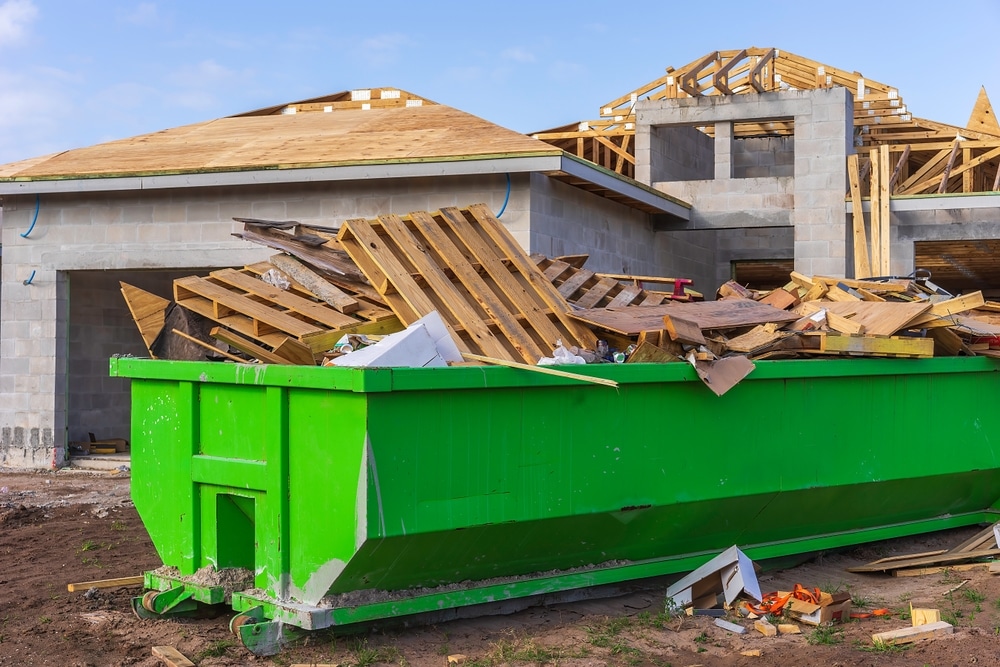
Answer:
532 254 698 308
337 203 597 364
173 265 401 359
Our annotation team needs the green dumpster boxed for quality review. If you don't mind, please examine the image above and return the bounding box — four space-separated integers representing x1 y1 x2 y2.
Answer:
111 356 1000 653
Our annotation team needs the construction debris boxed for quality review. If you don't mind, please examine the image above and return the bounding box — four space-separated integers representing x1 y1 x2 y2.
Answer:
848 522 1000 575
122 203 1000 389
872 620 954 647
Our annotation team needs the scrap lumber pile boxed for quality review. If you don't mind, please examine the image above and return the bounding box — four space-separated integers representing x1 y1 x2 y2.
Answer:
848 523 1000 577
123 204 698 367
122 203 999 379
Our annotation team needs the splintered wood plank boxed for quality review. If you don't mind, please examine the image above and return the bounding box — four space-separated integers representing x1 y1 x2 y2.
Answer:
120 282 170 356
878 144 891 274
272 337 317 365
209 269 359 330
725 323 788 353
382 211 513 360
245 260 395 322
268 253 359 313
68 575 145 592
174 276 324 339
569 301 799 337
236 223 367 282
662 314 706 345
808 300 931 336
464 204 597 348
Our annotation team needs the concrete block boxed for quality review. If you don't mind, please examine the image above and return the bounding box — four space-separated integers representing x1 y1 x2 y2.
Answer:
153 203 187 223
250 201 288 220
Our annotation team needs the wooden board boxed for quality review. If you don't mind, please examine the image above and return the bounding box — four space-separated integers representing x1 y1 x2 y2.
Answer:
151 646 196 667
120 283 170 356
68 575 144 592
804 300 931 336
338 205 595 364
569 301 799 337
803 333 934 358
531 254 688 307
872 621 953 646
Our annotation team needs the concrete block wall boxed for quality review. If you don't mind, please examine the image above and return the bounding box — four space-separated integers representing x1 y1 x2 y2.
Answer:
645 125 715 182
733 137 795 179
67 270 192 449
655 226 795 295
653 177 794 229
893 208 1000 280
0 174 523 468
527 173 660 276
636 88 853 281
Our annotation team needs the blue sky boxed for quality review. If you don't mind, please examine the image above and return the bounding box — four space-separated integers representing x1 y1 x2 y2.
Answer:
2 0 998 165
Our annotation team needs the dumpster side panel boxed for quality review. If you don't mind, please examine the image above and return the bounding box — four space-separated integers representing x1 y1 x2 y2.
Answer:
336 363 1000 591
285 389 369 604
130 379 199 572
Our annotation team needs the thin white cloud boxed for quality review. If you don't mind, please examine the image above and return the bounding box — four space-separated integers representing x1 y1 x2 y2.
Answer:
0 0 38 47
548 60 587 81
121 2 158 26
168 59 236 87
0 67 72 161
358 32 411 68
501 47 535 64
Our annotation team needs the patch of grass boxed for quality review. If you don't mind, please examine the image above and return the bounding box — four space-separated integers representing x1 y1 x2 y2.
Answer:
467 635 584 667
110 520 127 531
79 539 98 552
350 639 401 667
587 618 639 657
807 624 843 646
197 639 235 659
38 617 51 624
854 638 909 654
635 610 671 628
963 588 986 604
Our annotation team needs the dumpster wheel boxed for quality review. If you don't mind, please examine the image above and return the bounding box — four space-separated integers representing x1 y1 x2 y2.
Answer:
230 608 302 657
229 612 258 635
141 590 160 613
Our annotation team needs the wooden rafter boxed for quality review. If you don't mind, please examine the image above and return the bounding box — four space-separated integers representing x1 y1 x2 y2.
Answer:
531 46 1000 193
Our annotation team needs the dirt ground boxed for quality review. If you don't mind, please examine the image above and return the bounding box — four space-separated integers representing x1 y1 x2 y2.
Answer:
3 470 1000 667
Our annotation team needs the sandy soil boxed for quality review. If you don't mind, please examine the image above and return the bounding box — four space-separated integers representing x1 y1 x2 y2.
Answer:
3 468 1000 667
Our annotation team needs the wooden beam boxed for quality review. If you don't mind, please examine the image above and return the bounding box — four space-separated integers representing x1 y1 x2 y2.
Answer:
938 139 962 193
869 147 882 274
878 144 891 275
889 145 910 192
462 353 618 388
847 154 871 279
68 575 145 592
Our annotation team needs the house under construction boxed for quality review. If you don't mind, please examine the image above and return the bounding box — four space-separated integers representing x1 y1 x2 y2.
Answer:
0 46 998 468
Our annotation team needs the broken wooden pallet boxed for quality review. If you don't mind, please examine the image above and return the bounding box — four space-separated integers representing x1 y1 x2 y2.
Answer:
532 254 699 307
337 203 596 364
171 265 402 362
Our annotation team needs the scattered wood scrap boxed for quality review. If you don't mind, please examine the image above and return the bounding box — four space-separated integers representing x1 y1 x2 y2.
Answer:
68 575 144 592
872 620 953 647
848 523 1000 575
151 645 195 667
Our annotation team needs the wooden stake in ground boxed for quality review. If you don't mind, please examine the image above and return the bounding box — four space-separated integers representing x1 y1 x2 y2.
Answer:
67 575 144 592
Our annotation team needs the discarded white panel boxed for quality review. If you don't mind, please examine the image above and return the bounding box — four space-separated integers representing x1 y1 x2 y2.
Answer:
361 103 371 111
331 313 460 369
323 106 332 112
351 89 372 101
380 89 400 99
405 99 423 107
665 545 762 609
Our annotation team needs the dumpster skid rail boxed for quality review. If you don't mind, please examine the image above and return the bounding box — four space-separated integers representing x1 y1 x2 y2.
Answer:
111 356 1000 655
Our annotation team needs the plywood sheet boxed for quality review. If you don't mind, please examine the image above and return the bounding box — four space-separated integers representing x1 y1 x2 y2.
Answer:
569 301 799 336
807 300 931 336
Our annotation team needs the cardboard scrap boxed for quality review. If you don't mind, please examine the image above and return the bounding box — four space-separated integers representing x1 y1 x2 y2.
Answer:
332 311 461 368
691 355 756 397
